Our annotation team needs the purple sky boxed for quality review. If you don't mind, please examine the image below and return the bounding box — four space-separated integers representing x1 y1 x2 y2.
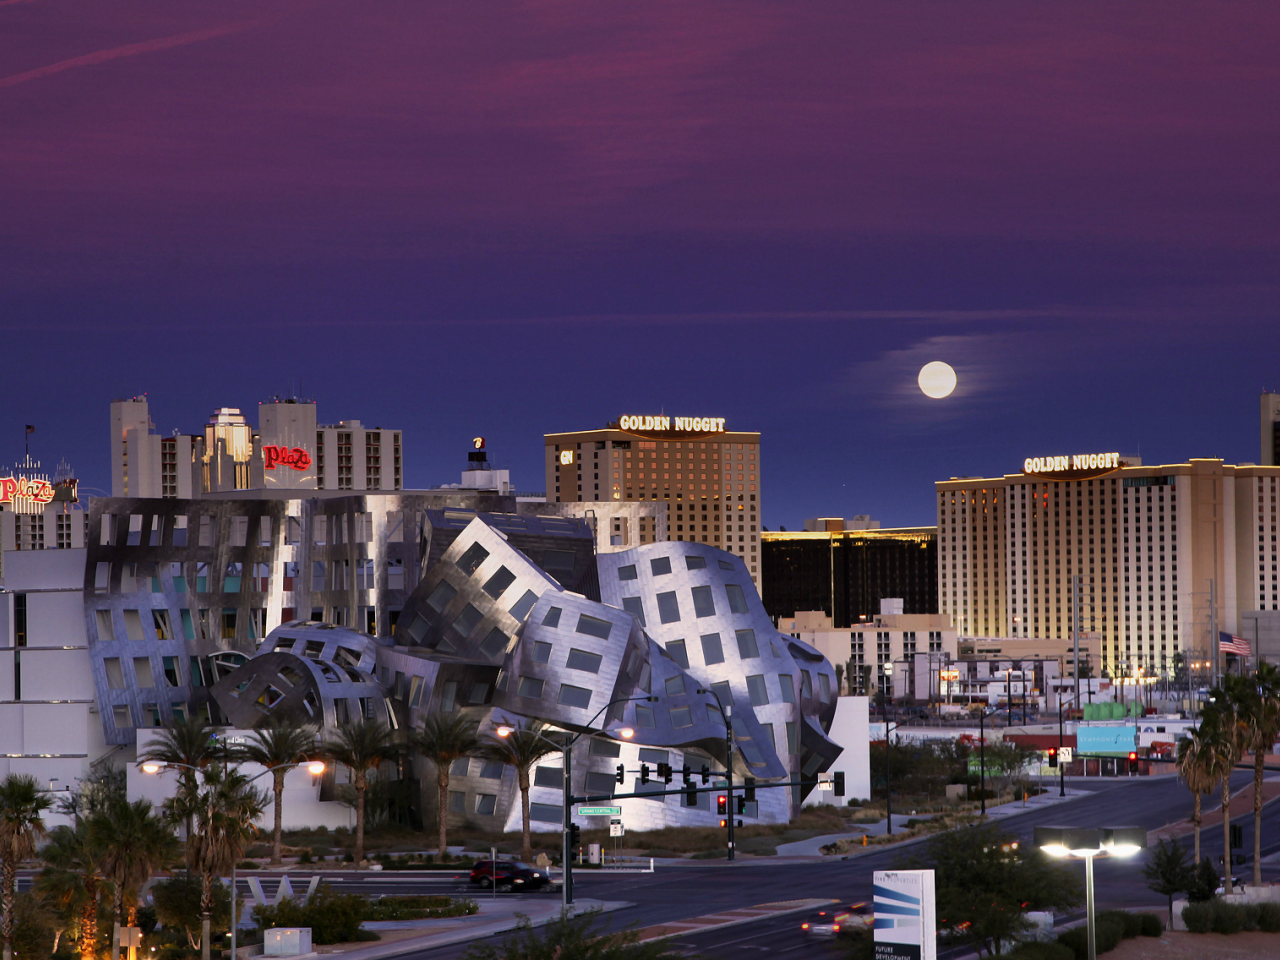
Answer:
3 2 1279 527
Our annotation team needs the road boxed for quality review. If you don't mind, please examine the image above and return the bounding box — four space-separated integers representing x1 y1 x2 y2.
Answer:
19 771 1280 958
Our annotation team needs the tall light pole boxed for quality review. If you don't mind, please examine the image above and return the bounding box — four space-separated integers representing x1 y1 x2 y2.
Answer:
141 757 326 960
1035 827 1147 960
496 694 656 910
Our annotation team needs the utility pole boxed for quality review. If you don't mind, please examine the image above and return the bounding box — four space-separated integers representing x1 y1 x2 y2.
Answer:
1073 575 1081 712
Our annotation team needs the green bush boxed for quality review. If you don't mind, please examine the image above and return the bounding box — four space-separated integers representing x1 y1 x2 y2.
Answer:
252 884 376 944
1181 898 1261 935
1056 918 1124 960
1096 910 1143 939
1186 859 1220 902
1003 941 1075 960
366 896 479 920
1258 902 1280 932
1138 912 1163 937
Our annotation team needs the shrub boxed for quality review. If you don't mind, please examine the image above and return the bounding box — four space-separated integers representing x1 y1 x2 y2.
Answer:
1096 910 1143 939
1186 859 1220 902
1004 942 1075 960
1181 898 1260 935
237 860 258 869
297 848 313 864
1258 902 1280 932
1138 912 1163 937
1056 918 1124 959
252 883 374 944
366 896 478 920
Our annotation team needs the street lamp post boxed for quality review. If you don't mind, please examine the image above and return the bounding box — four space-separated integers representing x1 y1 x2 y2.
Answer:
141 757 326 960
496 694 656 911
1035 827 1147 960
696 687 736 861
977 706 997 816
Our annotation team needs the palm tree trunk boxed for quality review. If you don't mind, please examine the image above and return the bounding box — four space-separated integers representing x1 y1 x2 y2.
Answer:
272 772 286 866
112 882 125 960
436 768 450 859
519 771 532 863
354 774 366 864
1222 774 1233 893
3 857 16 960
1192 792 1201 863
200 872 213 960
1255 747 1266 887
79 886 97 960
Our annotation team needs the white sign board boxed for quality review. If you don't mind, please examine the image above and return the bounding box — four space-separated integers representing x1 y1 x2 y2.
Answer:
874 869 936 960
609 822 625 837
1058 747 1073 763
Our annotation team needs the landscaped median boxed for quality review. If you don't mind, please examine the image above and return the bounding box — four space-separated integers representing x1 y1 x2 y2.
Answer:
631 898 838 942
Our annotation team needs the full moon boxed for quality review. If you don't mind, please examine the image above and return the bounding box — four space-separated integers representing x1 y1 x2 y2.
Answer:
918 361 957 399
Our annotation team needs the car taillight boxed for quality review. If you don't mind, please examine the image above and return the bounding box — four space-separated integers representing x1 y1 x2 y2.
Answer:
833 926 840 933
801 923 809 930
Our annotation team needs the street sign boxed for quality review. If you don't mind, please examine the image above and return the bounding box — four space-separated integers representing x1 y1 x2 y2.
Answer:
577 806 622 816
874 870 937 960
1058 747 1073 763
609 819 625 837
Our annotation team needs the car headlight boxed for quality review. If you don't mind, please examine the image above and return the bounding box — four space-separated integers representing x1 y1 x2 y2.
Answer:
531 873 540 878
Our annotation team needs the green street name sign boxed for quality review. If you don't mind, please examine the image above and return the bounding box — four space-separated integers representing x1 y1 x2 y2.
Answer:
577 806 622 816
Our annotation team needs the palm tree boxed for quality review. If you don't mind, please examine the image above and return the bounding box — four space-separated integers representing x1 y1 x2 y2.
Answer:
482 721 562 863
171 764 266 960
235 719 319 864
35 822 106 960
0 774 52 960
1233 665 1280 887
321 719 399 864
413 714 481 859
1176 722 1222 864
1202 694 1245 893
138 717 225 837
90 799 179 960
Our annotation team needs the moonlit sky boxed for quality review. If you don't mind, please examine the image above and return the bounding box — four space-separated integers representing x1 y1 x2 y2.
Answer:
3 2 1280 528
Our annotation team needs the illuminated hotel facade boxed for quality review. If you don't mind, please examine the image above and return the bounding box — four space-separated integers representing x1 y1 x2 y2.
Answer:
938 455 1280 679
544 417 761 589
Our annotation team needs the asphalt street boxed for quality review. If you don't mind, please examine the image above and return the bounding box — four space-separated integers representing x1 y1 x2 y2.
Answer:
18 772 1279 958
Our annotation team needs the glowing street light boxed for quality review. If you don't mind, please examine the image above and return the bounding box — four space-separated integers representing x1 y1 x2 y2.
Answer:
1034 826 1147 960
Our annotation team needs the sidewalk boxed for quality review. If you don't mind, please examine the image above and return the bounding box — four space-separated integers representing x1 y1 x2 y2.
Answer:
634 898 835 942
1151 777 1280 842
308 896 631 958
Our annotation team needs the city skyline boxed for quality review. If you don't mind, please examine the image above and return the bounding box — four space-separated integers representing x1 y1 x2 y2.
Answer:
3 3 1280 528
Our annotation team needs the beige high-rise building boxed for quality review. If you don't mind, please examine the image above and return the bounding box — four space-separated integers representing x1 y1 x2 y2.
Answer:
938 454 1280 681
544 416 762 588
1262 392 1280 466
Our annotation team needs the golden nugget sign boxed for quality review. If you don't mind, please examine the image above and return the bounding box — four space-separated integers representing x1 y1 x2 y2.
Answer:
0 476 54 506
619 415 726 433
1024 452 1121 474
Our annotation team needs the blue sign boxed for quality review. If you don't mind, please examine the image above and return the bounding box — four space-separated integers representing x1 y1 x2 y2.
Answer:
1076 725 1137 757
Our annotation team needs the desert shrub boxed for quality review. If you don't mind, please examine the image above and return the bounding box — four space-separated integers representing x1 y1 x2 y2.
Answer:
1096 910 1143 939
1181 898 1259 935
1004 942 1075 960
1056 918 1124 959
1257 902 1280 932
1138 912 1162 937
297 848 313 864
366 896 478 920
1186 859 1220 902
237 860 257 869
252 884 375 944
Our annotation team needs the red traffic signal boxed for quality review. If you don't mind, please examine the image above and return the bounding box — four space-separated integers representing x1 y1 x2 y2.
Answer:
716 794 728 815
1128 752 1138 762
1047 747 1058 768
719 818 728 829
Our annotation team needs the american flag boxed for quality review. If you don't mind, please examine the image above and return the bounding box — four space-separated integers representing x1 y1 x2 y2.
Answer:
1219 632 1251 656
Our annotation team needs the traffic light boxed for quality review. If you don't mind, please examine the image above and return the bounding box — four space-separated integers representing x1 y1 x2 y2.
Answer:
684 783 698 807
681 764 692 785
717 794 728 816
640 763 650 785
700 764 710 784
744 777 756 802
1231 824 1244 850
736 796 748 815
719 818 728 829
1047 748 1058 768
615 764 625 785
833 772 845 798
657 762 673 784
1127 751 1138 773
568 823 581 847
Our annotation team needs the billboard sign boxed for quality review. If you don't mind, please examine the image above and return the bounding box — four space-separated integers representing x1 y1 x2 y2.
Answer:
874 869 936 960
1076 725 1137 757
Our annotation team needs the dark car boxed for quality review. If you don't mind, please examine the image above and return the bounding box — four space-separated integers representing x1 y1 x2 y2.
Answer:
469 860 549 892
800 909 844 940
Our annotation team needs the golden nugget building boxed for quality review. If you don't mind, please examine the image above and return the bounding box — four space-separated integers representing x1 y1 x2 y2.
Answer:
938 454 1280 681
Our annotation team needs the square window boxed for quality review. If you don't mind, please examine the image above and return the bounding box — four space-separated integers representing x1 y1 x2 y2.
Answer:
483 566 516 599
618 564 638 581
691 586 716 617
665 639 689 669
566 649 603 673
509 590 538 621
451 604 483 638
585 772 618 794
475 794 497 816
650 557 672 576
670 706 693 728
622 597 646 626
450 757 470 776
558 684 592 708
517 676 544 699
457 542 490 575
779 674 796 703
541 606 562 628
700 633 724 665
635 705 655 728
530 803 562 823
534 766 563 788
426 580 457 613
589 738 622 757
657 591 681 623
576 614 612 640
685 556 706 570
665 675 685 696
735 629 759 659
718 558 735 570
532 641 552 663
448 791 466 814
746 674 769 706
479 627 509 657
725 584 749 614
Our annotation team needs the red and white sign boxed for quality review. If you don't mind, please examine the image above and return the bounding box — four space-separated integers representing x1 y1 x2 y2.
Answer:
0 476 54 506
263 445 312 471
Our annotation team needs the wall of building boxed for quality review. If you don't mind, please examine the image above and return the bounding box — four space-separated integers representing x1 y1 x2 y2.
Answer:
803 695 870 805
